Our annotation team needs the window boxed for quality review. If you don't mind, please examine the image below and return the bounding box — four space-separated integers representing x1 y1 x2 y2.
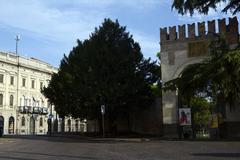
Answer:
0 74 3 83
39 117 43 127
40 82 43 89
0 94 3 106
10 76 14 85
21 116 25 126
31 80 35 89
10 95 14 107
22 78 26 87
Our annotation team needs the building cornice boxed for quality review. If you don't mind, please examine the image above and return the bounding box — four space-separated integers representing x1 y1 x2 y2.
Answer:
0 51 58 75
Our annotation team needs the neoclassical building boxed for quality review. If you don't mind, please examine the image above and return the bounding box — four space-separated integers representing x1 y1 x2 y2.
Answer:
0 51 86 135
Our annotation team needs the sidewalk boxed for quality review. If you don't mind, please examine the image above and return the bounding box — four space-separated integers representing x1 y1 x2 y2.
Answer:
48 133 151 142
3 133 240 142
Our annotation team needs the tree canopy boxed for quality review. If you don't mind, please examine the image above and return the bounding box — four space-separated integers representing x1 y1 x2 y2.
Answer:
42 19 160 126
190 97 212 129
172 0 240 15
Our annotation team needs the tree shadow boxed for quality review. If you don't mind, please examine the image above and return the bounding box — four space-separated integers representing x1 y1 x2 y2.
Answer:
0 155 37 160
192 153 240 158
3 135 128 144
2 151 96 160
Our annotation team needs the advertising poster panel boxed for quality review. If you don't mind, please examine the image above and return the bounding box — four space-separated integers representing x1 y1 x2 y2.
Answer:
179 108 191 126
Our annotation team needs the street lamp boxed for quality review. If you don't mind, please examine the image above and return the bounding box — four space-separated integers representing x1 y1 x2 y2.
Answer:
15 35 20 55
101 105 105 138
48 103 53 136
15 34 21 135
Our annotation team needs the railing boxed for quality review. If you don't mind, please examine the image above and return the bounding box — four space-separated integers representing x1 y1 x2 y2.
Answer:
18 106 48 115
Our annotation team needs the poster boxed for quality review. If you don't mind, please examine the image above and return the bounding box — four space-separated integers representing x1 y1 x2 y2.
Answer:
210 113 223 128
179 108 191 126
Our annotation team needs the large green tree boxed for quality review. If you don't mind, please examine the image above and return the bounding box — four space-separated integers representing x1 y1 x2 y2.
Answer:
43 19 160 132
172 0 240 15
190 97 212 131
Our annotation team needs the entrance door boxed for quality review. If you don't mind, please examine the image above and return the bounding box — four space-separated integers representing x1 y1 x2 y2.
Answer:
29 117 35 135
0 116 4 136
8 117 14 134
75 120 79 132
53 119 58 132
67 119 71 132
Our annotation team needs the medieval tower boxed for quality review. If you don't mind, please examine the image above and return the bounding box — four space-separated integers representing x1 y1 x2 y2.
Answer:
160 17 240 138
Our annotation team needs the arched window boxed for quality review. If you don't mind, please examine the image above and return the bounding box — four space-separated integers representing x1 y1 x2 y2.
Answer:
8 117 14 134
10 95 14 107
21 116 25 126
39 117 43 127
0 94 3 106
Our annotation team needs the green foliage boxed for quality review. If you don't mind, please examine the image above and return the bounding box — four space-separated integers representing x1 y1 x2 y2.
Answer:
164 62 208 104
42 19 160 122
156 52 161 60
151 84 161 97
172 0 240 15
190 97 212 127
153 52 162 98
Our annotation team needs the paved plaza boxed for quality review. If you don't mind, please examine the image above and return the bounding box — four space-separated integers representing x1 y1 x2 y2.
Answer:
0 136 240 160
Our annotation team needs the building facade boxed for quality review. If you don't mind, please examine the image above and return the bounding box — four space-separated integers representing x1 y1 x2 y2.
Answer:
0 51 86 135
0 51 57 135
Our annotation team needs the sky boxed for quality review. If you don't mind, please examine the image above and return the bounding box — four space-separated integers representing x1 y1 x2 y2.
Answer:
0 0 238 67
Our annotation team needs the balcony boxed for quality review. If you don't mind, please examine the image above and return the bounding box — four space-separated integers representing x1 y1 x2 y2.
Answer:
19 106 48 115
19 106 31 113
33 107 41 114
41 108 48 115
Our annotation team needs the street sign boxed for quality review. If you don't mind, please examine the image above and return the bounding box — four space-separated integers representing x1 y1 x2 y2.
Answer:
101 105 105 115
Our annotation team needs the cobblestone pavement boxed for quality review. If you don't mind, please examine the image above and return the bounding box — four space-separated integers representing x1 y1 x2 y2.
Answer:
0 136 240 160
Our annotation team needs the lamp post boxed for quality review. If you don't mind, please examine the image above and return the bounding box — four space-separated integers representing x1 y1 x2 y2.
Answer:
15 35 20 55
48 103 53 136
101 105 105 138
15 34 20 135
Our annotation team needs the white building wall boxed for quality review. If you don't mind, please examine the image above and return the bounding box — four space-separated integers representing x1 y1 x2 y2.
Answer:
0 51 87 135
0 51 57 135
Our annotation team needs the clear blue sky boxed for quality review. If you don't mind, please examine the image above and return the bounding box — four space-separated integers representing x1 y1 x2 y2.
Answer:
0 0 238 67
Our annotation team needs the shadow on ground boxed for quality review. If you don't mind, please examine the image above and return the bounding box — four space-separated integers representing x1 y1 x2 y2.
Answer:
1 135 143 144
0 150 96 160
2 134 240 144
193 153 240 158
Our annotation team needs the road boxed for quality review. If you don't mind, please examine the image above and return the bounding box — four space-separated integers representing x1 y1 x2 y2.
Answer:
0 136 239 160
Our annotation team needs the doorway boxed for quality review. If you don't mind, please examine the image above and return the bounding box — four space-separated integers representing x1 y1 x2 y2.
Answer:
29 116 35 135
54 119 58 132
8 116 14 134
0 116 4 136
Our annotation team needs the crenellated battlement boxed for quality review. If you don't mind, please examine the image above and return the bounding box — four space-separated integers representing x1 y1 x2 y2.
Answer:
160 17 239 44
